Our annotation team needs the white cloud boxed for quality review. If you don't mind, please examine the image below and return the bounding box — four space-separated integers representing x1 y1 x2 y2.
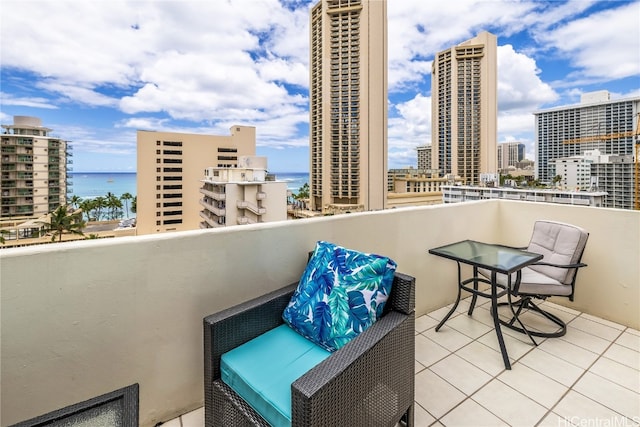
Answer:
497 44 558 111
537 2 640 81
0 93 59 109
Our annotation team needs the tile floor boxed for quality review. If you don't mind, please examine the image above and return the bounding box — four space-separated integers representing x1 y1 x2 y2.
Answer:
164 296 640 427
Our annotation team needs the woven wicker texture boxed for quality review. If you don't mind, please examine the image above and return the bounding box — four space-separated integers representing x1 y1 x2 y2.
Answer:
204 272 416 427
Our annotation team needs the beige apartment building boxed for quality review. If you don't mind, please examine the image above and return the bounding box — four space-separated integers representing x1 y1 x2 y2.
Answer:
199 156 287 228
1 116 69 221
136 126 256 235
309 0 388 213
431 31 498 185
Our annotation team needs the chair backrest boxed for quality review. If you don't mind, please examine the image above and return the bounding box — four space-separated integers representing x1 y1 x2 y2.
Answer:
526 220 589 285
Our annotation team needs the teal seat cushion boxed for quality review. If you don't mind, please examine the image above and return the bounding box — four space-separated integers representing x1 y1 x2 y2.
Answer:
221 324 331 427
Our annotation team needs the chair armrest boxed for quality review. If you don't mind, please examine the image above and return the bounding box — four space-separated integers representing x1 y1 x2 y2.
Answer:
531 261 587 269
291 310 415 426
204 283 297 381
204 283 297 427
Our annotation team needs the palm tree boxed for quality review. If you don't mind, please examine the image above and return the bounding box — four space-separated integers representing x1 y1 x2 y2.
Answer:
93 196 106 221
105 192 123 219
130 196 137 214
78 199 95 222
121 192 133 218
38 205 86 243
68 195 82 210
295 183 310 200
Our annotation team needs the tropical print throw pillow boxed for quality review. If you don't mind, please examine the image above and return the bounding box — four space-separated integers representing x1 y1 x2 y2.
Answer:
282 241 397 352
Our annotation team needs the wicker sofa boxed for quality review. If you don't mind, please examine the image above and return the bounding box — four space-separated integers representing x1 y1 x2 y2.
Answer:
203 271 416 426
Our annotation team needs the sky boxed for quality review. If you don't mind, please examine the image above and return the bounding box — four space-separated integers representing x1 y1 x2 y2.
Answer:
1 0 639 173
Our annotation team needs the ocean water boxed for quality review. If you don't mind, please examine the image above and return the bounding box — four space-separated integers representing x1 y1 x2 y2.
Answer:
69 172 309 199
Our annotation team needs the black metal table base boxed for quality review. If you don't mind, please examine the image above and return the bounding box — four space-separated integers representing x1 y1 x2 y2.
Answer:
435 264 538 370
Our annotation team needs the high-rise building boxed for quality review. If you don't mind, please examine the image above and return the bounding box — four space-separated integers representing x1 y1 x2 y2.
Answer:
199 156 287 228
136 126 256 235
534 91 639 185
497 142 525 171
309 0 388 213
1 116 70 219
416 145 432 170
431 31 498 185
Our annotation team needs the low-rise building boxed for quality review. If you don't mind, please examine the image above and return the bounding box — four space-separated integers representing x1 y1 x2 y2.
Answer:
199 156 287 228
442 185 607 207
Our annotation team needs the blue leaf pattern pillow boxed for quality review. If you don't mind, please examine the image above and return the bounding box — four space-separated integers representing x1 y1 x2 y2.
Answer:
282 241 397 352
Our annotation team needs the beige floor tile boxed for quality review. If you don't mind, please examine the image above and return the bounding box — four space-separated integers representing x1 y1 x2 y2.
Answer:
423 324 473 352
602 343 640 370
538 338 599 369
415 359 426 374
589 357 640 392
560 326 611 355
414 369 466 419
430 354 493 395
500 322 542 345
413 402 436 427
553 390 633 426
477 327 535 362
579 313 626 331
616 330 640 351
466 306 497 328
453 297 473 314
445 313 493 339
498 363 568 408
573 372 640 420
626 328 640 337
181 407 204 427
440 398 506 427
569 316 624 341
427 305 460 324
539 303 579 324
455 340 506 377
415 334 449 368
518 347 585 387
542 301 581 316
472 379 547 426
537 412 574 427
415 314 438 333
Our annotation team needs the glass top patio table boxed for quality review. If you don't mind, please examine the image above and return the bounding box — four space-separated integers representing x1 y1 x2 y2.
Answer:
428 240 543 369
428 240 543 274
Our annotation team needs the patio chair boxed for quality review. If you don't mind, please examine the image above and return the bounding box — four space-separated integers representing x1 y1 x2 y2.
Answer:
203 244 416 427
481 220 589 338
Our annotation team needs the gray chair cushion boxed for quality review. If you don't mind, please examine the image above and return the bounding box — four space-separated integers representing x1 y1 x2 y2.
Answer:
526 220 588 285
478 267 572 297
478 220 588 297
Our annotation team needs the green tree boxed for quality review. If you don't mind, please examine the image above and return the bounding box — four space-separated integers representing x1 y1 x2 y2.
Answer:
295 182 309 200
105 192 123 220
93 196 106 221
68 195 82 210
78 199 95 222
552 175 563 187
0 229 9 244
130 196 137 214
121 192 133 218
38 205 86 243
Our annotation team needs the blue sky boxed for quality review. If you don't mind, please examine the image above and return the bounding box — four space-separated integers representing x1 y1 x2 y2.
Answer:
1 0 639 173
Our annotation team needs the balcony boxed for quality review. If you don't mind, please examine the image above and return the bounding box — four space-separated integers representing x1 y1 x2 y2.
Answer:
0 200 638 426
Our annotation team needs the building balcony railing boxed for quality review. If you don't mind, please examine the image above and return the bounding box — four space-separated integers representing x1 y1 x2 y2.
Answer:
0 200 638 427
